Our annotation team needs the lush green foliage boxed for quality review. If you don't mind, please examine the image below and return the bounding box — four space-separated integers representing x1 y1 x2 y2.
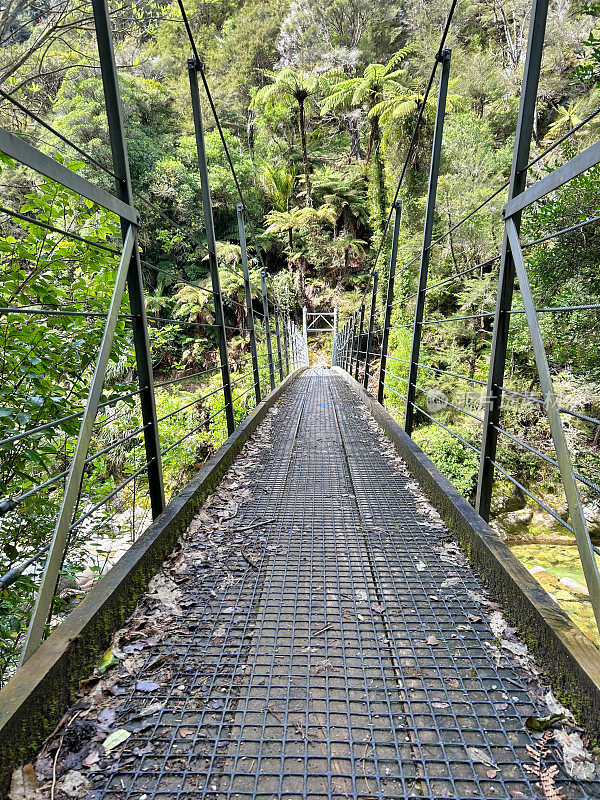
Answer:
2 0 600 669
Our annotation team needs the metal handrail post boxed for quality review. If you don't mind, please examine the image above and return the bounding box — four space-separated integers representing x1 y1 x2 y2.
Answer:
189 60 235 436
342 322 349 370
22 0 168 661
348 313 357 373
261 271 276 390
274 306 284 382
237 204 261 405
332 306 338 366
289 317 296 371
351 311 361 376
476 0 548 519
355 304 365 381
282 312 290 375
363 271 379 390
405 48 451 435
93 0 165 518
378 201 402 404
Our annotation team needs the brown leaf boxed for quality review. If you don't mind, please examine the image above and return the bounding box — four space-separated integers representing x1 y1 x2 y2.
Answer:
9 765 39 799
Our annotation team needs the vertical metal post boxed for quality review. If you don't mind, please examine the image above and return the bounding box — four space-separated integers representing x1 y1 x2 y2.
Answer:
347 312 356 374
355 304 365 381
342 322 349 370
237 203 261 405
189 60 235 436
351 311 360 376
378 201 402 404
363 271 379 390
261 270 275 390
332 306 338 366
303 306 308 344
282 312 290 375
274 306 284 382
405 48 451 435
289 317 297 371
92 0 165 516
476 0 548 519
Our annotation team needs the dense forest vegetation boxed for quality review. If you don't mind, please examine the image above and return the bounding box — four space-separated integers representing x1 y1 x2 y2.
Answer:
1 0 600 673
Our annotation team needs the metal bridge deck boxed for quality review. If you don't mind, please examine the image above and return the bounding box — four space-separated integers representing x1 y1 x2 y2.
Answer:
85 369 596 799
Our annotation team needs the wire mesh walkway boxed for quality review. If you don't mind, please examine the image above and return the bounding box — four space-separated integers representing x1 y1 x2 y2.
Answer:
75 368 598 799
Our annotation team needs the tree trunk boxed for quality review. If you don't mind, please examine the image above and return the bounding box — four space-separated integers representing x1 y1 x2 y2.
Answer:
365 117 376 163
298 98 312 206
346 114 362 161
372 117 386 232
247 109 256 160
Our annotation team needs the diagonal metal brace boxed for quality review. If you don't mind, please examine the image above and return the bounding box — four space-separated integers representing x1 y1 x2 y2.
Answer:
21 226 137 663
506 218 600 633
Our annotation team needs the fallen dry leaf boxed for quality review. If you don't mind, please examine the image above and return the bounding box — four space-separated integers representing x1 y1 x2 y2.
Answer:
60 770 90 798
136 680 160 693
467 746 496 768
8 765 39 799
441 577 460 588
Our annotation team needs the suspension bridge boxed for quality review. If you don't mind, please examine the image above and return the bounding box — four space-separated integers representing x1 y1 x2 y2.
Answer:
1 0 600 796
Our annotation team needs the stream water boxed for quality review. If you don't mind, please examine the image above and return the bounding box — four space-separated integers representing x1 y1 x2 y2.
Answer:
508 540 600 645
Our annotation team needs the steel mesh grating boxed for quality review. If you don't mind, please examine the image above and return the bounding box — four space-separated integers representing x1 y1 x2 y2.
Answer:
89 368 599 799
